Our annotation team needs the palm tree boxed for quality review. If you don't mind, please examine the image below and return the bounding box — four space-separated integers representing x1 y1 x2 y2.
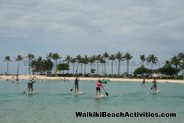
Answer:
109 54 116 76
124 52 133 75
4 56 12 75
178 52 184 78
52 53 60 76
47 52 53 60
170 55 180 70
76 55 82 74
170 55 180 77
37 56 44 74
88 55 96 76
140 55 146 67
65 55 72 74
31 56 44 74
99 57 105 75
27 54 35 76
147 54 158 71
96 54 102 75
165 60 171 67
44 58 53 75
32 56 40 74
103 52 109 74
46 52 53 74
178 52 184 60
89 55 96 71
181 63 184 79
15 55 23 81
83 55 89 75
70 57 76 76
116 51 124 76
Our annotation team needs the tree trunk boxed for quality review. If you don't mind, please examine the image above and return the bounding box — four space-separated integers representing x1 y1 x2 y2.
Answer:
28 60 31 76
72 63 75 76
97 62 99 75
81 63 83 74
75 63 79 75
7 61 9 75
127 60 129 75
84 64 86 75
111 61 114 77
104 62 106 74
16 61 20 80
118 60 121 76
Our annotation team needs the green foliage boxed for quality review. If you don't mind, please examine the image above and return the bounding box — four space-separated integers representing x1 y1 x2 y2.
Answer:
3 52 184 79
140 55 146 66
4 56 11 61
31 57 53 74
158 65 180 76
147 54 158 70
4 56 12 74
57 63 69 71
44 59 53 72
90 68 96 74
15 55 23 61
133 66 151 75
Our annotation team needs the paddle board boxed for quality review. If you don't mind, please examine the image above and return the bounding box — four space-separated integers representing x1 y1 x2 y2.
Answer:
101 80 107 84
73 91 83 96
152 89 160 94
25 91 39 95
94 94 105 99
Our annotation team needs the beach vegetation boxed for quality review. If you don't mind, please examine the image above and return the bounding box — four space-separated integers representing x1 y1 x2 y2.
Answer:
15 55 23 80
57 63 69 74
116 51 124 76
133 66 151 77
52 53 60 76
124 52 133 75
26 54 35 76
2 52 184 79
64 55 72 74
108 54 116 77
4 56 12 75
157 60 180 76
103 52 109 74
140 55 146 67
147 54 158 72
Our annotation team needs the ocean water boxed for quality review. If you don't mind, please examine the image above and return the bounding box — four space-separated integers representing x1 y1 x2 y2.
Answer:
0 79 184 123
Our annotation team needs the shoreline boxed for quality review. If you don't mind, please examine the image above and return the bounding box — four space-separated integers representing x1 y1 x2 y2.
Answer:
0 75 184 84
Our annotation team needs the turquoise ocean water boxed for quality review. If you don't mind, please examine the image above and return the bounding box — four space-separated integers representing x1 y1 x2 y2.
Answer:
0 79 184 123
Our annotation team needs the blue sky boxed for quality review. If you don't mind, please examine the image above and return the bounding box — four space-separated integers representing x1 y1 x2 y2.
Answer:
0 0 184 74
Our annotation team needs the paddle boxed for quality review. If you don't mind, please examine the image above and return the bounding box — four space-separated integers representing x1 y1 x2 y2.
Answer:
102 86 109 96
23 88 28 94
70 84 75 91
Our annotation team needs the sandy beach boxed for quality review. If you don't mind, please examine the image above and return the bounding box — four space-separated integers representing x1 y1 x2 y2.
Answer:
0 75 184 84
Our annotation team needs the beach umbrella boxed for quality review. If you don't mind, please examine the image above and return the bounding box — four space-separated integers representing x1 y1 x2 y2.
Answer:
152 73 158 78
143 73 147 76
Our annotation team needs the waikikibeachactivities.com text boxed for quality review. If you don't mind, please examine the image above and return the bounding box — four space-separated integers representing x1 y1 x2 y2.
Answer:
75 112 176 118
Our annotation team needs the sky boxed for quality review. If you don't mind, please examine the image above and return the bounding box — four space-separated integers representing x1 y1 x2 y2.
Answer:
0 0 184 74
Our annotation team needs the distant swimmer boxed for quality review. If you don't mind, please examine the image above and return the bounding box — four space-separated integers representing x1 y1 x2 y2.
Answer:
96 80 102 96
